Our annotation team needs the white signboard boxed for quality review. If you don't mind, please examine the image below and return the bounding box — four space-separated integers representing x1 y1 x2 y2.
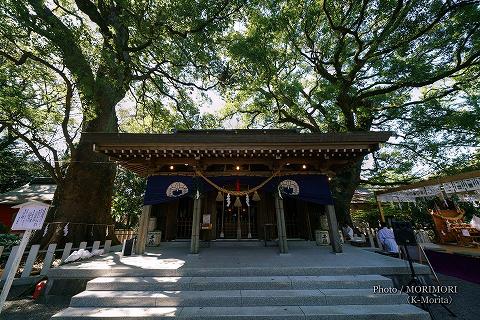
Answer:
1 202 50 313
11 205 48 231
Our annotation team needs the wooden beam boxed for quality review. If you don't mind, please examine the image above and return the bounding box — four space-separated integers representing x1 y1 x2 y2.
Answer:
376 170 480 195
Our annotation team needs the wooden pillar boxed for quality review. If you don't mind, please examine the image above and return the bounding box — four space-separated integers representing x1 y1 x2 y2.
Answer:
274 193 288 253
135 205 151 255
376 198 386 222
190 197 202 254
326 204 342 253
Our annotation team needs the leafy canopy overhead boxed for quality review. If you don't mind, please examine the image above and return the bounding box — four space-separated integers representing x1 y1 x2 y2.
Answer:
0 0 243 181
222 0 480 182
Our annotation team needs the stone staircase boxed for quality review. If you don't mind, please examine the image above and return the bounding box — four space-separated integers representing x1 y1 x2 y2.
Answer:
52 268 430 319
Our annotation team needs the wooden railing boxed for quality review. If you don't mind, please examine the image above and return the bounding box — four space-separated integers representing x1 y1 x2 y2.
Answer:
0 240 112 281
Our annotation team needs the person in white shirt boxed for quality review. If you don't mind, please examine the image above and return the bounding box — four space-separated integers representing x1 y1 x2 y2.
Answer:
343 225 354 240
378 222 399 253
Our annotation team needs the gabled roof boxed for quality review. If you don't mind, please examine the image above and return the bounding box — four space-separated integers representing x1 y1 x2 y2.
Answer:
85 129 392 177
85 130 392 147
0 177 56 205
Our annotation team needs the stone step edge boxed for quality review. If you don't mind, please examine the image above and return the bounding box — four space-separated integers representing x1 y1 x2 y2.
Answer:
86 275 393 290
70 289 407 308
49 265 431 278
52 305 430 319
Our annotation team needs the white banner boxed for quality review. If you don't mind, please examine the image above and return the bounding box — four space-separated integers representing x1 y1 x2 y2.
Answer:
453 180 467 192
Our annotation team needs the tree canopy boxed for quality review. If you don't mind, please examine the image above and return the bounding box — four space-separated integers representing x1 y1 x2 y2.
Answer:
1 0 479 234
0 0 243 244
217 0 480 222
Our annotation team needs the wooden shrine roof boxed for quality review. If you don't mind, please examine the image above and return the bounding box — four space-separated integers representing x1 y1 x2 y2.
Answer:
85 130 391 177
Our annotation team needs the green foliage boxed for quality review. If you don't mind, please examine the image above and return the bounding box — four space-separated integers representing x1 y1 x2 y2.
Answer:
351 185 480 230
0 233 20 252
111 167 146 229
221 0 480 185
0 1 243 234
0 139 47 193
351 207 382 229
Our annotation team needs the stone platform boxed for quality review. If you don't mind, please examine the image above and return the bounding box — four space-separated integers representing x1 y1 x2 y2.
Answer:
50 242 431 319
48 241 430 279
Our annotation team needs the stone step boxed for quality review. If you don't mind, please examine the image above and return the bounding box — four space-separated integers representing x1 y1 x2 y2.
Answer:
86 275 392 291
52 304 430 319
70 289 407 307
49 265 430 279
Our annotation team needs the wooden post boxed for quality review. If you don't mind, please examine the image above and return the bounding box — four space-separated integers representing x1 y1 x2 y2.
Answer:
92 241 100 252
61 243 73 262
135 205 151 255
326 205 342 253
21 244 40 278
236 207 241 240
274 195 284 253
103 240 112 253
367 228 376 249
40 243 57 275
190 197 202 254
376 195 386 222
0 231 31 313
1 246 19 281
274 193 288 254
79 242 87 250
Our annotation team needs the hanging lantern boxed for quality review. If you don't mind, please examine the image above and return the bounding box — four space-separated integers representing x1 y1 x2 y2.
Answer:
216 191 223 202
252 190 261 201
234 196 242 207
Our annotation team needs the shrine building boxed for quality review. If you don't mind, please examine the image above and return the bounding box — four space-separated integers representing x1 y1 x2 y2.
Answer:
85 129 390 254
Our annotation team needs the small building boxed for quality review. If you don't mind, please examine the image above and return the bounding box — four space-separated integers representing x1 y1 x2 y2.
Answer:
0 177 56 229
86 129 390 254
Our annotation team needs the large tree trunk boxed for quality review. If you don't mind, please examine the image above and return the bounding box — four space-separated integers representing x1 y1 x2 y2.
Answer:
330 160 362 228
36 97 122 247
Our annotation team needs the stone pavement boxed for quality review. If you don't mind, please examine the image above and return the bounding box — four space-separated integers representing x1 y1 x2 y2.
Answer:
48 242 430 279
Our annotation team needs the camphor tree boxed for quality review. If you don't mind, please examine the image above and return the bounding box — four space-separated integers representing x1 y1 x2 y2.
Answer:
0 0 242 245
222 0 480 225
0 64 49 193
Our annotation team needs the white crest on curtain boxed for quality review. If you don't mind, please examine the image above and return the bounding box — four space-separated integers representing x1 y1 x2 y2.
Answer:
166 182 189 197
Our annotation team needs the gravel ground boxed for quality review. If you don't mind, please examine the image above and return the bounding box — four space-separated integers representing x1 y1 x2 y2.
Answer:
0 273 479 319
1 299 68 320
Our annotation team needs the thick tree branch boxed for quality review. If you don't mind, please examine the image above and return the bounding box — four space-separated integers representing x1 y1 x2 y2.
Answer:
0 49 76 151
25 0 96 103
4 125 62 183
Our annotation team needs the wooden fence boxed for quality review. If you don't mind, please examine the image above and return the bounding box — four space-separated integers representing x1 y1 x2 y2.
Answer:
0 240 112 281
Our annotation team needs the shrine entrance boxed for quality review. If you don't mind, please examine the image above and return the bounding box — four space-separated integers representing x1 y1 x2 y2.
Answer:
86 129 390 254
215 199 259 239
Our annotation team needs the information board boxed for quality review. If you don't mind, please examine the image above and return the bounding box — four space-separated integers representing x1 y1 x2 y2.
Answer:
11 205 49 231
